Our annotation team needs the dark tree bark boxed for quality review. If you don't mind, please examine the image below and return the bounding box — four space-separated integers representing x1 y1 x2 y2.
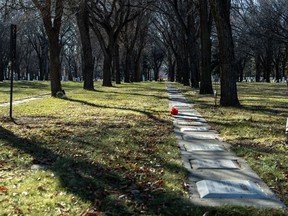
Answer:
32 0 63 97
199 0 213 94
210 0 240 106
124 53 131 83
76 0 94 90
187 0 199 88
255 55 261 82
264 39 273 83
114 43 121 84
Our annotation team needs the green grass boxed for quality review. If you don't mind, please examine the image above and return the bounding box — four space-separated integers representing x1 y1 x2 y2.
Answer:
0 81 83 103
0 81 287 215
0 81 200 215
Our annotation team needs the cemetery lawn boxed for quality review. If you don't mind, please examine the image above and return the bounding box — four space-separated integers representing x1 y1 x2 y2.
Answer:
0 81 83 103
0 81 286 215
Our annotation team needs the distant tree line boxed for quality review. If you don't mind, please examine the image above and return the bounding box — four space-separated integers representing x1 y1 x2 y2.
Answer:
0 0 287 106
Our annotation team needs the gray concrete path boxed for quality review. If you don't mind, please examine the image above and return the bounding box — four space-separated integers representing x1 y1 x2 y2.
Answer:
167 84 285 208
0 94 49 107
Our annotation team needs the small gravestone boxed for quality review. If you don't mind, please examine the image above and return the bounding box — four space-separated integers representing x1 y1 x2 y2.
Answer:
174 115 199 120
171 104 190 108
184 144 224 151
196 180 268 199
180 127 209 132
175 121 207 126
286 118 288 134
183 132 217 141
191 159 239 169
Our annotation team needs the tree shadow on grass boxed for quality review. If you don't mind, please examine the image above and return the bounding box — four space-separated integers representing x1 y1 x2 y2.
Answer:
0 125 206 215
64 97 169 124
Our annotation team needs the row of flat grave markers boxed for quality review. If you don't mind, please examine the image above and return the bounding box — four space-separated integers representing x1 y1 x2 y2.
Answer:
166 85 285 208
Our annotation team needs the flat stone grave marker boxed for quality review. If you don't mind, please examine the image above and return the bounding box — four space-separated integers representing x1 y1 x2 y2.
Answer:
170 104 191 108
191 159 240 169
170 98 187 101
168 91 179 94
184 143 224 151
182 132 217 140
180 127 209 132
196 180 268 199
179 113 202 117
174 115 200 120
174 121 208 126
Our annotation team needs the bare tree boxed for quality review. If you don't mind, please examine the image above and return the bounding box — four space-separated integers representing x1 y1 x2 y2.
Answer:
199 0 213 94
88 0 140 87
76 0 94 90
32 0 64 96
210 0 240 106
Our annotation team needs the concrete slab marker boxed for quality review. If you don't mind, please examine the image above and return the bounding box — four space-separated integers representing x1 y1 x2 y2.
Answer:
180 127 209 132
182 132 218 140
184 143 224 152
190 159 240 169
196 180 268 199
174 121 208 127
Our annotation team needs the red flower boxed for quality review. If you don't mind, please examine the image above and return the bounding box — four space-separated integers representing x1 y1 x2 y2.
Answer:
170 107 178 115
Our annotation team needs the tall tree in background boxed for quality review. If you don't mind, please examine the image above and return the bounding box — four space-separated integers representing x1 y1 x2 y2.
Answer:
32 0 63 96
76 0 94 90
88 0 138 87
210 0 240 106
199 0 213 94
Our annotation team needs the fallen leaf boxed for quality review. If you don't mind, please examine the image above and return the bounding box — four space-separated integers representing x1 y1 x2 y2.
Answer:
0 187 8 191
86 209 102 216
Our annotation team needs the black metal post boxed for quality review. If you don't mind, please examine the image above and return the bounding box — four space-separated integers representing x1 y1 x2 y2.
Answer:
10 24 17 120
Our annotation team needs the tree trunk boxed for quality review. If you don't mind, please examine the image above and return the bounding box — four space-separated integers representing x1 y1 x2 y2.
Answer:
187 3 199 89
210 0 240 106
114 43 121 84
76 1 94 90
255 55 261 82
199 0 213 94
124 52 131 83
0 63 4 81
181 39 190 86
133 53 142 82
48 33 62 96
102 52 112 87
33 0 64 96
175 56 183 83
264 41 272 83
168 55 175 82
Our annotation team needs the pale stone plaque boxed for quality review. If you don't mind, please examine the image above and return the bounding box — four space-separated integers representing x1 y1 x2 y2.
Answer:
180 127 209 132
184 144 224 151
196 180 267 199
191 159 239 169
175 121 207 126
174 115 199 120
171 104 190 108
